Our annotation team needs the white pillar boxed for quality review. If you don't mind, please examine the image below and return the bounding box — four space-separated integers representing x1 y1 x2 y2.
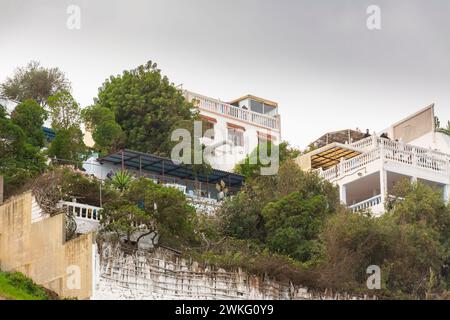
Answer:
380 169 387 204
411 176 418 184
444 185 450 203
340 184 347 205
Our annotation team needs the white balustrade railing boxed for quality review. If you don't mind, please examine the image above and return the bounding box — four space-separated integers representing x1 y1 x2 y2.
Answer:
349 195 382 212
350 136 449 160
349 136 376 150
58 201 102 221
321 148 381 181
320 137 450 182
185 91 280 130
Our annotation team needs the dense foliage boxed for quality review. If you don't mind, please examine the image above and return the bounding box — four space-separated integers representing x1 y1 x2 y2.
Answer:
82 61 197 155
100 177 198 249
0 102 47 197
47 127 86 165
219 160 339 262
234 141 300 179
10 99 47 148
1 61 71 107
47 90 82 130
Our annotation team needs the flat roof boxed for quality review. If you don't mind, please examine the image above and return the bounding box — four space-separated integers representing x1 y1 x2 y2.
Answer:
228 95 278 107
97 149 245 188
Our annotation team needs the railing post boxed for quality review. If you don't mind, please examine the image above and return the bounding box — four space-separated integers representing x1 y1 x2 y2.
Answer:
372 134 378 148
340 157 345 174
412 147 418 167
318 167 323 177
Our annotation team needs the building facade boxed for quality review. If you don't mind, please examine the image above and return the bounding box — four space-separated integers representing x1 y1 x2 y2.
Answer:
184 91 282 172
297 104 450 215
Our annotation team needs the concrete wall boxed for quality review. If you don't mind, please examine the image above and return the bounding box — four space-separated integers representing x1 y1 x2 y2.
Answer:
0 192 93 299
410 131 450 155
391 105 434 143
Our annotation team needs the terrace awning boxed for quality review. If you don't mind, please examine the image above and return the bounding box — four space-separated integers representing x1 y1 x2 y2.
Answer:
297 143 362 171
97 149 245 188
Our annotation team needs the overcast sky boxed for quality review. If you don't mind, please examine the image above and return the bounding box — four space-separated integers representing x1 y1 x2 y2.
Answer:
1 0 449 148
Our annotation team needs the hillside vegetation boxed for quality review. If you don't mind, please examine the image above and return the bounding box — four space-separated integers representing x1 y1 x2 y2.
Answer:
0 271 51 300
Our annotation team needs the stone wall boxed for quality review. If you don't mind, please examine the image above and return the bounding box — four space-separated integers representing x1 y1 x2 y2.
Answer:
92 244 374 300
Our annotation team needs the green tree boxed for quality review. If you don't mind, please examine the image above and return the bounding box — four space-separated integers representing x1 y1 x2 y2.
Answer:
318 210 389 292
380 182 450 297
435 117 450 136
220 160 338 250
48 127 86 164
88 61 197 155
234 141 300 179
92 120 124 153
318 181 450 298
81 105 115 129
0 115 26 157
100 178 198 248
101 201 153 244
1 61 71 106
262 192 330 261
11 99 47 148
0 104 7 118
0 112 46 197
47 90 81 129
81 104 124 153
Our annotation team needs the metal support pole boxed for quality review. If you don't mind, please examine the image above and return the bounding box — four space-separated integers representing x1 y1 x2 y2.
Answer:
121 150 125 171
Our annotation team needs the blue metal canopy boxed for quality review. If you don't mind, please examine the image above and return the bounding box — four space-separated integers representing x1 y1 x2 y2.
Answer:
97 149 245 188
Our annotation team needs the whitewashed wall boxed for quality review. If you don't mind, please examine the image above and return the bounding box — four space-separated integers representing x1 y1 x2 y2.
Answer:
410 131 450 155
91 244 374 300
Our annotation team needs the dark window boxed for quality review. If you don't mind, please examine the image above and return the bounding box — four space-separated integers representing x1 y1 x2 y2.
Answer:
250 100 263 114
202 120 215 139
228 128 244 147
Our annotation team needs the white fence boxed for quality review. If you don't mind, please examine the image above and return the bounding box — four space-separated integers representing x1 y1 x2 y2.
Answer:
185 91 280 130
349 195 382 213
58 201 102 221
320 137 450 181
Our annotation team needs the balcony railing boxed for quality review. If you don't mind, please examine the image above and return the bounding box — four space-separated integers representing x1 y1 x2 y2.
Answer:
349 195 382 213
185 91 280 130
319 137 450 182
58 201 102 221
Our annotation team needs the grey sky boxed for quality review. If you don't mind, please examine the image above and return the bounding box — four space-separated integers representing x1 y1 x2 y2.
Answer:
1 0 449 148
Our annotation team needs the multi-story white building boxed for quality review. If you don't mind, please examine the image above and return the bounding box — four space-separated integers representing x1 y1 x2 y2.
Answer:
184 91 281 172
297 104 450 215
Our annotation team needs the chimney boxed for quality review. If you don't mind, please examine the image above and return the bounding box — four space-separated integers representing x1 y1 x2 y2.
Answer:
0 175 3 204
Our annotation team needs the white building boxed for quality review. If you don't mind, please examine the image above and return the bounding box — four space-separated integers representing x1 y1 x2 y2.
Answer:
184 91 281 172
0 97 18 114
297 104 450 215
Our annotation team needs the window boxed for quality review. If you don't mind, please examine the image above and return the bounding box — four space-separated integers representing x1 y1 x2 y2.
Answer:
263 104 276 115
257 131 276 145
201 115 216 139
202 121 215 139
258 135 268 145
250 100 263 114
228 128 244 147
